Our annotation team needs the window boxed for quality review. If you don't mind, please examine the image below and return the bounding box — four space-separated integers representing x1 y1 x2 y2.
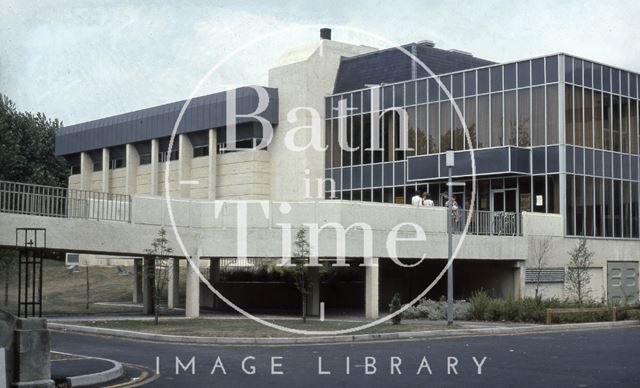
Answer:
532 58 545 85
574 87 583 146
565 87 574 145
477 95 490 148
417 105 428 155
546 85 559 144
504 91 517 145
583 89 593 147
585 176 594 236
93 161 102 172
621 98 630 154
612 95 621 152
631 100 639 155
490 93 503 147
603 94 612 150
491 66 502 92
464 71 476 96
465 97 477 149
575 175 584 235
517 61 530 87
477 68 489 94
353 115 363 163
440 101 451 151
193 145 209 158
595 177 603 236
504 63 517 90
139 153 151 165
325 120 332 168
428 103 439 153
159 150 178 162
594 92 603 149
453 99 464 150
70 165 81 175
531 86 545 146
109 159 125 169
331 119 341 166
566 175 574 235
518 89 530 146
546 56 558 83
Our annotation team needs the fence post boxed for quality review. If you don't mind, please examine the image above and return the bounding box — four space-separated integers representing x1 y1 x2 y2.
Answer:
546 308 552 325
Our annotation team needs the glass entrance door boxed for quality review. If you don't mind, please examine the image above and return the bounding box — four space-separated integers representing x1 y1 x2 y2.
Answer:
491 188 519 235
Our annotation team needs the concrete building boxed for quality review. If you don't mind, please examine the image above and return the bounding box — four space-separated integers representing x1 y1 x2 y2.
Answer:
2 29 638 318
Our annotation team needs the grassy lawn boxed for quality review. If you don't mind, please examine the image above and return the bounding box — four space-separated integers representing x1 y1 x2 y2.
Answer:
2 259 142 316
68 318 452 337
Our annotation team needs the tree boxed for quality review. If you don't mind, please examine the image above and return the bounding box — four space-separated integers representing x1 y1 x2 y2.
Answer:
145 227 174 325
0 249 17 306
527 236 552 301
292 228 310 323
566 239 593 305
0 94 68 186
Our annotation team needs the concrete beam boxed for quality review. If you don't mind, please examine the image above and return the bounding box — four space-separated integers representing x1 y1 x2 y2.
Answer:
132 259 142 304
101 148 110 193
150 139 159 196
208 129 217 199
167 258 180 309
142 257 155 315
185 251 201 318
125 143 139 195
365 258 379 319
179 134 193 198
79 151 93 191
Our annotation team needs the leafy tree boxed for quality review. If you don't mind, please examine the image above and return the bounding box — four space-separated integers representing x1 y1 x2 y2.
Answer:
145 227 174 325
566 239 593 305
0 94 68 186
292 228 310 323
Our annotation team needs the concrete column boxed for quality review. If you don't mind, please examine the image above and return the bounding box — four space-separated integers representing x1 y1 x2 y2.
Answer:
150 139 159 196
514 261 525 299
132 259 143 304
142 257 155 315
209 257 220 309
178 134 193 198
79 151 93 191
101 147 110 192
307 266 320 316
167 258 180 309
365 258 379 319
208 128 217 199
125 143 139 195
185 250 201 318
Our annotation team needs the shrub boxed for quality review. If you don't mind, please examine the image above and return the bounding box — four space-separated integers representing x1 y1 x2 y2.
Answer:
469 290 491 320
389 293 402 324
402 298 470 320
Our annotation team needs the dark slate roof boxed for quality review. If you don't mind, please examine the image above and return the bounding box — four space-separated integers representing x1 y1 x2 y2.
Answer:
55 86 278 156
333 43 495 93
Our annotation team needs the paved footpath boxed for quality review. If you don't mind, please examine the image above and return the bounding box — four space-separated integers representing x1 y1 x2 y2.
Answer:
51 327 640 387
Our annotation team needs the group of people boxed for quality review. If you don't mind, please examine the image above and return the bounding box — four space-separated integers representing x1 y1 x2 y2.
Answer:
410 191 459 213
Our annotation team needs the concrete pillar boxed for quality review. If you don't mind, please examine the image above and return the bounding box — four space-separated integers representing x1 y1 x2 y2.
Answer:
167 258 180 309
125 143 139 195
307 266 320 316
185 250 201 318
150 139 159 196
142 257 155 315
79 151 93 191
209 257 220 309
132 259 143 304
178 134 193 198
101 147 110 192
514 261 525 299
208 128 217 199
365 258 379 319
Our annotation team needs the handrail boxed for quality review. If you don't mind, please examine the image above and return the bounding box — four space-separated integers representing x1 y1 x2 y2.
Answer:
0 180 130 222
453 209 522 236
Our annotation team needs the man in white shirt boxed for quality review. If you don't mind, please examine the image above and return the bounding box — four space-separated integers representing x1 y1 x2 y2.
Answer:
422 192 434 207
411 191 423 207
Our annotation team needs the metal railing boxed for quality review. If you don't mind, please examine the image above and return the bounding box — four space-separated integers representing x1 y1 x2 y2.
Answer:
453 209 522 236
0 180 131 222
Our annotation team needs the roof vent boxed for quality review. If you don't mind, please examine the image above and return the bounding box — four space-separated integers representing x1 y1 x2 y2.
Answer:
320 28 332 40
449 49 473 56
417 39 435 47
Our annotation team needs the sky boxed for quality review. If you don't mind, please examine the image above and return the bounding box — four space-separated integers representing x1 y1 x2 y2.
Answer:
2 0 640 126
